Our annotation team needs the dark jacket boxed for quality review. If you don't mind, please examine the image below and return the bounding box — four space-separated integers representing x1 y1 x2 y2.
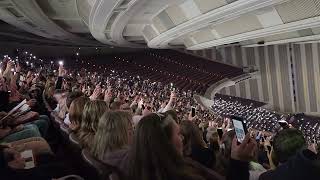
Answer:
226 159 249 180
259 149 320 180
191 145 216 168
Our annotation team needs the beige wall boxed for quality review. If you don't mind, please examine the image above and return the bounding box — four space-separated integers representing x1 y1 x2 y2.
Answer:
185 43 320 114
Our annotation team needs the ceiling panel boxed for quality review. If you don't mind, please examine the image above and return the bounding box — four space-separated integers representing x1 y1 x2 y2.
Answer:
37 0 79 19
193 0 227 14
165 5 187 25
213 15 263 38
275 0 320 23
192 28 216 43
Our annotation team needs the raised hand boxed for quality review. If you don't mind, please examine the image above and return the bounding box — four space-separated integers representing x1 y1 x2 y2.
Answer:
58 65 66 77
15 63 21 73
308 140 318 154
187 111 197 121
5 61 14 72
104 86 113 102
27 99 37 107
90 83 102 100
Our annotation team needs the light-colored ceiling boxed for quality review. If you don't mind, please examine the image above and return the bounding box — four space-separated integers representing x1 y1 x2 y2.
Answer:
0 0 319 50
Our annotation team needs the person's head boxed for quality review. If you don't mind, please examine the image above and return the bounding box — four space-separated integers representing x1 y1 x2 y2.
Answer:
110 101 122 110
163 110 178 122
79 100 107 147
272 128 306 163
69 97 90 132
180 120 207 156
29 85 41 99
53 89 68 102
220 130 235 157
66 91 84 109
128 113 204 180
91 111 132 160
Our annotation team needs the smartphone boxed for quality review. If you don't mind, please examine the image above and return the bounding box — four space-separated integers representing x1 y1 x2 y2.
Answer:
256 131 262 141
217 128 223 139
266 145 272 152
278 120 289 129
191 107 196 117
231 116 247 144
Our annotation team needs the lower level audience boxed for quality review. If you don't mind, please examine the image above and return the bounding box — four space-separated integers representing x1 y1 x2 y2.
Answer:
0 57 319 180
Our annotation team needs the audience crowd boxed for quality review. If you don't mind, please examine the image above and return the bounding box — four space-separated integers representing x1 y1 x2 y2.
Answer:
0 51 319 180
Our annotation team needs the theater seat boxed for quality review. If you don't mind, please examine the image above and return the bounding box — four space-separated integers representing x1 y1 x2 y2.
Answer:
81 149 120 180
50 111 63 128
68 133 82 152
60 123 71 142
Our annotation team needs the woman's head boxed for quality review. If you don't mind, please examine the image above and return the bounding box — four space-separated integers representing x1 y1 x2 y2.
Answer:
91 110 132 160
66 91 84 109
79 100 107 147
132 113 183 155
128 113 203 180
69 96 89 132
180 120 207 155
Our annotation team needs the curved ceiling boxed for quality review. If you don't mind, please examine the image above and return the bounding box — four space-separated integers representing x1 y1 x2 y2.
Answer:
0 0 320 49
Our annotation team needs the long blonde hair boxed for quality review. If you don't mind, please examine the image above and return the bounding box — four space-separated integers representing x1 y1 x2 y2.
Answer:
79 100 107 148
91 110 132 160
69 97 90 133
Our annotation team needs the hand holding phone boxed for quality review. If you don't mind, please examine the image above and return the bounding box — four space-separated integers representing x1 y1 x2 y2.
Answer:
231 116 247 144
191 107 196 117
217 128 223 139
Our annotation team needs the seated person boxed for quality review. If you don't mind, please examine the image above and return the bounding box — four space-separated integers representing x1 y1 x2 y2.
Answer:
78 100 107 148
259 129 319 180
91 110 132 163
180 120 216 169
0 144 74 180
68 97 89 135
63 91 84 126
125 113 224 180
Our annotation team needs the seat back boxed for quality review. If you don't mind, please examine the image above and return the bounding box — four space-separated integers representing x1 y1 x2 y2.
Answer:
81 149 117 180
60 123 71 142
68 133 82 154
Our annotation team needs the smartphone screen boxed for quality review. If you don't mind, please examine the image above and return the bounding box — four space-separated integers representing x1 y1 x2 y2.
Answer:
232 116 247 143
256 131 262 141
217 128 223 139
191 107 196 117
278 120 289 129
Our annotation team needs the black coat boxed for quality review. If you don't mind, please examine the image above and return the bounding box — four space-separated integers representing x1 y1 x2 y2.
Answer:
259 149 320 180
